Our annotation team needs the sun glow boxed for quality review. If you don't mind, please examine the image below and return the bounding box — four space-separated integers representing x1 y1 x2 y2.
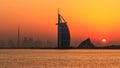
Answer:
102 39 107 43
0 0 120 46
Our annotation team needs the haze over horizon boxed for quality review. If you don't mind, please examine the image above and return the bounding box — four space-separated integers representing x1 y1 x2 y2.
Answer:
0 0 120 46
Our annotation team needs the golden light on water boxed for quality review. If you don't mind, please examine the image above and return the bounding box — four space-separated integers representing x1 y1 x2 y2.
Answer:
0 50 120 68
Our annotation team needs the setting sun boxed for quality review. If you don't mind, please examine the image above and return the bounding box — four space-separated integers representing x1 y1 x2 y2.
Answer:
102 39 107 43
0 0 120 46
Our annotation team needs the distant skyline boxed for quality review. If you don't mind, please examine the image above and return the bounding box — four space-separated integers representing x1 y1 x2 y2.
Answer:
0 0 120 46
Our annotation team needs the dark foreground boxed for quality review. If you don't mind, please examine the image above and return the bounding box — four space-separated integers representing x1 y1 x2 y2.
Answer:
0 49 120 68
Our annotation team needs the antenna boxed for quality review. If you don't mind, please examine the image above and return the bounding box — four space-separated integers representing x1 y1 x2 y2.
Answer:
58 8 60 24
58 8 60 14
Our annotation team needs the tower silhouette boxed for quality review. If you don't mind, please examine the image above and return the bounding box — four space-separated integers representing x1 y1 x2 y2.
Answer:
17 26 20 47
57 9 70 49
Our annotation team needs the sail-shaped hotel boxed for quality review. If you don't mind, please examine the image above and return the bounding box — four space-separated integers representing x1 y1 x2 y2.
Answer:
57 9 70 49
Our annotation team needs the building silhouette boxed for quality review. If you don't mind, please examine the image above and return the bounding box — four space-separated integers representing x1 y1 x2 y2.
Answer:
22 37 33 48
78 38 95 49
17 26 20 47
57 9 70 49
34 39 42 48
0 41 6 48
8 40 15 48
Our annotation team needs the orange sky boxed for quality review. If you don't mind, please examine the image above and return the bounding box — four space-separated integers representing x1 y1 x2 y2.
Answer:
0 0 120 46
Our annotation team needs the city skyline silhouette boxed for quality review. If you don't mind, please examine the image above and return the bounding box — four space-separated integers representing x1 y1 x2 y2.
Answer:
1 1 120 68
0 0 120 47
0 9 120 49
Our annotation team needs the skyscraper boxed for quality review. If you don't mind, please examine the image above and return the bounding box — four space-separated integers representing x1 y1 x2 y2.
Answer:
57 9 70 49
17 26 20 47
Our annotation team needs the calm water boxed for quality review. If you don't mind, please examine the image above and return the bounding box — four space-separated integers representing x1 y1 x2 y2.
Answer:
0 49 120 68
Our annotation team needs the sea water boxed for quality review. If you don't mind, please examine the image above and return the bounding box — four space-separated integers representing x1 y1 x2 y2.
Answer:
0 49 120 68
